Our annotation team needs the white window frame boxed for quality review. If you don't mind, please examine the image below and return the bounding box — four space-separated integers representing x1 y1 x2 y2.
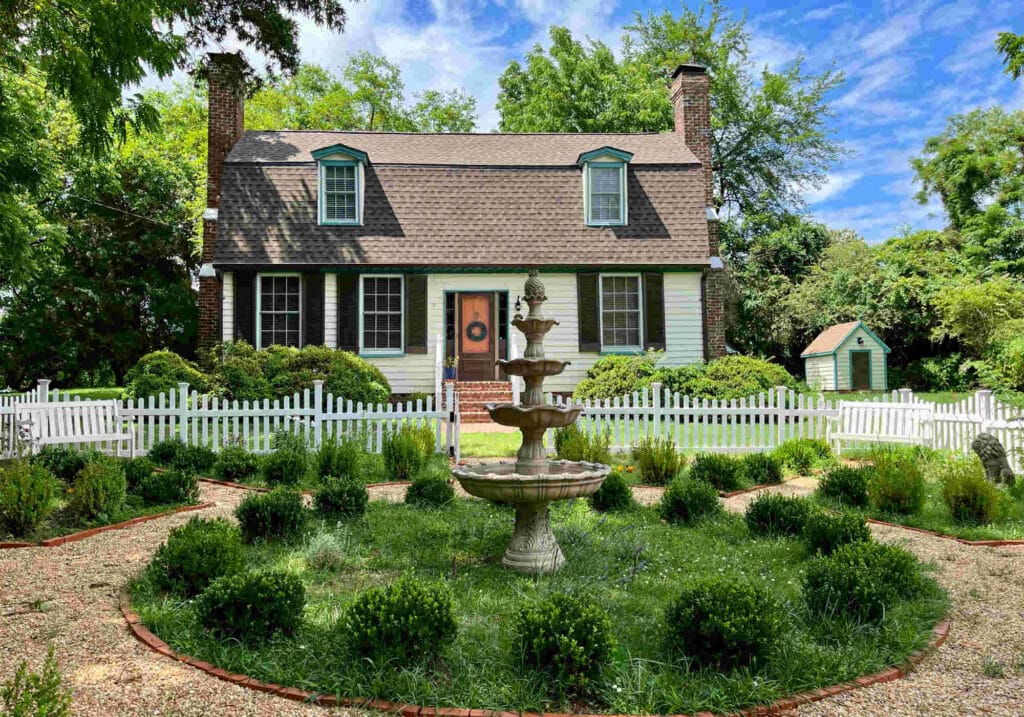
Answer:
318 159 364 226
255 273 303 350
598 273 643 352
358 274 404 356
584 161 628 226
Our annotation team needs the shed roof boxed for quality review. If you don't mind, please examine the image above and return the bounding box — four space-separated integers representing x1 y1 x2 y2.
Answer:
801 321 891 358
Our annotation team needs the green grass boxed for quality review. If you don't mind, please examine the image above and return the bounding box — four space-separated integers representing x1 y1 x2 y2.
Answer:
1 493 192 542
460 431 532 458
61 387 124 400
130 498 946 714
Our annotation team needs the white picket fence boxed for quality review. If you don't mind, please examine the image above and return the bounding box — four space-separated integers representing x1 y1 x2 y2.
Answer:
1 379 461 460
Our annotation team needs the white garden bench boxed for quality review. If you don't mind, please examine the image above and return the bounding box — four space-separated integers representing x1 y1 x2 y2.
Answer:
16 400 135 457
828 401 934 454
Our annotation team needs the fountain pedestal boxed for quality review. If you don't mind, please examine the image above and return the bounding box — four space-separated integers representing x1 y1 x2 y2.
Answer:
452 271 610 574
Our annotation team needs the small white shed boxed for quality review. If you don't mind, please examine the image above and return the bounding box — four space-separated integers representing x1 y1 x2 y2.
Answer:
801 321 890 392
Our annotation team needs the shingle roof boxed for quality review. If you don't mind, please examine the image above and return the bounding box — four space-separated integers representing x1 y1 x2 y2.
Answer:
226 130 700 166
801 321 864 357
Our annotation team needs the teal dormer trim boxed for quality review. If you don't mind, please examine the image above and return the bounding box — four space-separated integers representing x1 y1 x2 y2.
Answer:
311 144 370 163
576 146 634 167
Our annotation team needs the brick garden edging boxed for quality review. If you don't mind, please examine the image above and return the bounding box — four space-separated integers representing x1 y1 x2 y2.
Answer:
119 589 950 717
196 477 411 494
0 502 215 550
866 518 1024 547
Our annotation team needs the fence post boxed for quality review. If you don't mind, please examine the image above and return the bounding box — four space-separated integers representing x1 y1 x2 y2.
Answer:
313 380 324 448
434 333 443 407
651 382 662 438
176 382 189 444
898 388 913 404
976 389 994 427
445 381 456 458
36 379 50 404
775 385 788 446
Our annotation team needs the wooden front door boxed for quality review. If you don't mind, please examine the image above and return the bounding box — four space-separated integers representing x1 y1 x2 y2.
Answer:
459 293 495 381
851 351 871 390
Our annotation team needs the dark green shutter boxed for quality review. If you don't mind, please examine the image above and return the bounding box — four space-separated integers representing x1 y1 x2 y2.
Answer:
337 274 359 352
642 272 666 351
233 272 255 346
303 273 324 347
405 275 428 354
577 273 601 352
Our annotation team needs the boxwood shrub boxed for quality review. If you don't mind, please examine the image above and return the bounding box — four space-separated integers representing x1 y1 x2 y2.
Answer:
261 432 308 487
739 452 784 486
590 470 633 512
817 465 872 507
147 438 184 467
773 438 833 475
513 593 615 692
659 477 722 524
196 570 305 642
30 446 98 484
744 493 811 537
212 445 261 483
123 350 210 400
0 461 58 537
235 488 306 543
632 436 683 486
314 475 369 518
383 426 429 482
136 469 198 506
151 517 245 596
404 469 455 508
801 509 871 555
688 453 743 491
665 578 785 668
343 574 457 660
123 456 155 492
69 459 127 521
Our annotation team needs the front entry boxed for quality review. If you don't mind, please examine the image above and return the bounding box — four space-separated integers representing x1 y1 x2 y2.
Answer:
851 351 871 390
458 293 495 381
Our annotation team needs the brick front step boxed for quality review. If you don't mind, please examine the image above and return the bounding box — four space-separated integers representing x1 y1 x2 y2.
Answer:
447 380 514 419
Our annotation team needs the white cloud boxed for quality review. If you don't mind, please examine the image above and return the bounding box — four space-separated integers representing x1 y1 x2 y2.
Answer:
835 57 911 109
857 5 926 59
923 0 980 32
811 195 944 243
804 171 863 204
805 3 850 21
940 27 1010 75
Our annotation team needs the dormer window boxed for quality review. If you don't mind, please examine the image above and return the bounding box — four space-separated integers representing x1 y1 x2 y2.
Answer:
312 144 368 226
578 147 632 227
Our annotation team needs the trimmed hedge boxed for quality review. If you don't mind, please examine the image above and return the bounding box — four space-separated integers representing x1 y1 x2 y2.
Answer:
196 570 305 642
315 476 369 518
0 461 58 537
689 453 744 491
151 517 245 596
801 509 871 555
590 470 633 512
659 477 722 524
744 493 811 537
69 459 126 521
235 488 306 543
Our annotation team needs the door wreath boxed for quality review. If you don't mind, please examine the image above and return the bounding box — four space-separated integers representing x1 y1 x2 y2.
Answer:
466 321 488 342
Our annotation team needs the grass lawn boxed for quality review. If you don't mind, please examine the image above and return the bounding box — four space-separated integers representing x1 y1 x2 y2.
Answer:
60 387 125 400
131 498 945 715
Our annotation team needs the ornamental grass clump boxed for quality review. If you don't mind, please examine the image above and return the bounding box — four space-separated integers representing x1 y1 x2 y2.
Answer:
866 445 925 515
555 424 612 464
196 570 305 642
314 475 369 518
69 458 126 521
803 541 924 621
235 488 306 543
151 517 245 596
665 578 785 669
304 533 348 572
739 452 784 486
0 461 58 537
801 509 871 555
513 593 615 693
590 470 633 512
632 436 682 486
212 444 261 483
136 469 198 506
744 493 811 537
659 477 722 525
343 574 457 661
383 425 430 482
773 438 833 475
688 453 743 491
937 456 1003 525
817 465 872 507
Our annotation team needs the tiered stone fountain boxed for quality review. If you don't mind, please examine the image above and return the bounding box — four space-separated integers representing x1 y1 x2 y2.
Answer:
452 271 611 574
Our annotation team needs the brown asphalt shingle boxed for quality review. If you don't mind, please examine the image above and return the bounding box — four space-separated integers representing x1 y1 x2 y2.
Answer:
801 321 862 357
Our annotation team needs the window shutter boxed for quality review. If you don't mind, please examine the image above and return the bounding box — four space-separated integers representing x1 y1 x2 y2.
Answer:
577 273 601 352
643 272 666 351
405 275 428 354
337 274 359 352
303 273 324 347
233 272 255 346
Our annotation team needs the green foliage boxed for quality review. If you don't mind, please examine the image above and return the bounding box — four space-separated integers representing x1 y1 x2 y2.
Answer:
773 438 832 475
0 461 58 537
123 351 209 400
30 446 98 484
151 517 245 596
304 533 347 572
866 446 926 515
659 477 722 524
801 509 871 555
196 570 306 643
739 452 784 485
998 31 1024 80
969 320 1024 392
212 445 261 483
573 352 660 401
68 459 126 521
665 578 785 669
931 276 1024 355
343 575 457 660
817 465 871 507
123 457 155 491
589 471 633 512
314 476 369 519
260 430 309 486
632 436 682 486
656 356 799 400
892 354 971 392
235 489 306 543
554 424 612 464
405 470 455 509
513 593 615 693
314 435 373 481
136 469 198 506
744 493 810 537
383 426 429 482
147 438 185 467
688 453 743 491
168 444 216 475
937 457 1003 525
0 645 71 717
803 541 924 621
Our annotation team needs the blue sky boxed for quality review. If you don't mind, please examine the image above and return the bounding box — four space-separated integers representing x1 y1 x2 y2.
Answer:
207 0 1024 242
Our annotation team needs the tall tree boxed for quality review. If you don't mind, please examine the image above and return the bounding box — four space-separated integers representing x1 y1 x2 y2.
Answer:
997 31 1024 80
496 0 844 214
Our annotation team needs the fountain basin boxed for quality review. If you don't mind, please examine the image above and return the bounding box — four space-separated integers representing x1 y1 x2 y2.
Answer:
496 358 570 378
486 403 582 430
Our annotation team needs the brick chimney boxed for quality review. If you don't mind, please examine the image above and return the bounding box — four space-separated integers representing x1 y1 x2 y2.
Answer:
198 52 245 353
670 63 726 359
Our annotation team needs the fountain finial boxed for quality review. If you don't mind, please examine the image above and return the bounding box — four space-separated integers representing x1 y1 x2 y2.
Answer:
524 269 546 303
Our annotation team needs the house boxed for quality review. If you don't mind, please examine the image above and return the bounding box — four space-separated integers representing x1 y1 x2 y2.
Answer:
802 321 890 392
197 53 726 400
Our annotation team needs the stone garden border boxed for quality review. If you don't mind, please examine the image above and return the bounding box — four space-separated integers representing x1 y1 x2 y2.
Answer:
120 588 949 717
0 502 215 549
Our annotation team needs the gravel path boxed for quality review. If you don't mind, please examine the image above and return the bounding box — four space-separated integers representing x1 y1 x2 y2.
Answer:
0 479 1021 716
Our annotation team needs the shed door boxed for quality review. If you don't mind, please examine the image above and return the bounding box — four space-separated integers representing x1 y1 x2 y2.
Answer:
851 351 871 391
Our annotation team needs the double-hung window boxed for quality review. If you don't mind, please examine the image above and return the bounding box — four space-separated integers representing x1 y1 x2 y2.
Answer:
361 276 403 353
258 275 302 348
588 164 625 224
600 275 642 350
321 162 358 224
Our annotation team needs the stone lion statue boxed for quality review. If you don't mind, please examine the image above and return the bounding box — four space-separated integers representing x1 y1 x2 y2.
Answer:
971 433 1015 484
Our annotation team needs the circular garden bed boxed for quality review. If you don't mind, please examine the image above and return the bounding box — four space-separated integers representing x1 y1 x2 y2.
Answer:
129 490 947 715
